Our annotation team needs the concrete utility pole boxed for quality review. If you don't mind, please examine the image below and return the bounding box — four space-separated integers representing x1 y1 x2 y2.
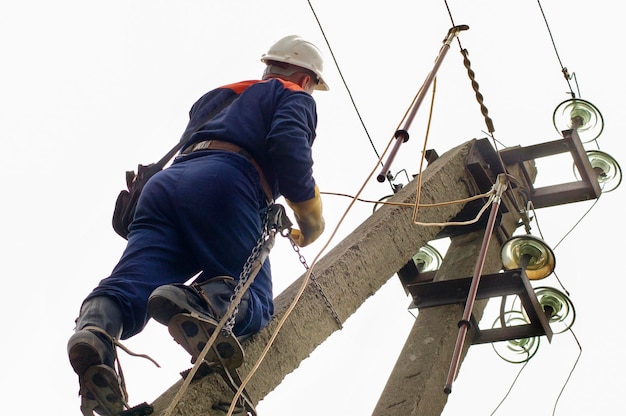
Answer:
370 129 600 415
151 128 599 416
151 139 479 415
371 226 509 415
371 144 536 415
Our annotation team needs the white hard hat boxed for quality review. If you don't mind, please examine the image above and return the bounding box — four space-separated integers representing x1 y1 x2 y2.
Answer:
261 35 329 91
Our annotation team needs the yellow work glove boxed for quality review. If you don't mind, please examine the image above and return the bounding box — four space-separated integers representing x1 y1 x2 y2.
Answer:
285 185 325 247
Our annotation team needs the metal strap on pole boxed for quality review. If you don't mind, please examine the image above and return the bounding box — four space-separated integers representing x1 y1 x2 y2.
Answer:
377 24 469 183
444 174 508 394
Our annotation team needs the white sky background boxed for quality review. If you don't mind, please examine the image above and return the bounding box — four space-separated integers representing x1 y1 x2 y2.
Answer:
2 1 624 415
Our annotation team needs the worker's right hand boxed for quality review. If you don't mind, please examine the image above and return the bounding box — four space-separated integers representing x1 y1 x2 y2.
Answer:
285 186 325 247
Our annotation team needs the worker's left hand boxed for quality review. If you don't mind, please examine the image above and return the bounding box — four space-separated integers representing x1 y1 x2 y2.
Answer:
286 186 325 247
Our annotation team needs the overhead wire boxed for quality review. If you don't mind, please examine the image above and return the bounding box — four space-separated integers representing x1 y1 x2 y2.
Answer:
536 0 579 98
551 329 582 416
305 0 391 189
551 188 602 251
496 2 604 413
489 361 530 415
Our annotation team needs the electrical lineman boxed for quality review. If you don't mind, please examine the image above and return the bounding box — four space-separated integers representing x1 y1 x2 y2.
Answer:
67 35 328 416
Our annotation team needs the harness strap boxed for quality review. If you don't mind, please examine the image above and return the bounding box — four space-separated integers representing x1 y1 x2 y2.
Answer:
183 139 274 204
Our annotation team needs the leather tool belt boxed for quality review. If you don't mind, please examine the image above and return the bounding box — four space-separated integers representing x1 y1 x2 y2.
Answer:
183 139 273 204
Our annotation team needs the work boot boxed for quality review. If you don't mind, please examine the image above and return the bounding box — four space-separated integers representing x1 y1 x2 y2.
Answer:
147 279 245 369
147 283 218 327
68 296 127 416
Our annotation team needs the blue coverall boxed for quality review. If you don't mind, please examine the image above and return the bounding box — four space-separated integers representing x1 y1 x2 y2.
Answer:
86 78 319 339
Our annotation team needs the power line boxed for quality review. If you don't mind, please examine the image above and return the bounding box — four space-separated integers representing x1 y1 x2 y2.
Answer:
536 0 579 98
306 0 382 165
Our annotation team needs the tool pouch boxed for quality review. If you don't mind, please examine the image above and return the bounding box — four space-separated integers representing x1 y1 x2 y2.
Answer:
110 95 239 239
112 163 160 239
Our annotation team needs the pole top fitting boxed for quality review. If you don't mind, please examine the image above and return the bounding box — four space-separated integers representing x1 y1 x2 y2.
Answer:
444 25 469 44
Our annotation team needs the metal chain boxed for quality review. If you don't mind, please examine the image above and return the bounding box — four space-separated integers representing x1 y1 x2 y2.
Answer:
225 204 343 332
225 212 272 333
287 237 343 329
